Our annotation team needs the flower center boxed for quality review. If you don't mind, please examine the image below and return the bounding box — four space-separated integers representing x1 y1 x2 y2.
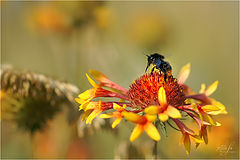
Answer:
127 72 186 109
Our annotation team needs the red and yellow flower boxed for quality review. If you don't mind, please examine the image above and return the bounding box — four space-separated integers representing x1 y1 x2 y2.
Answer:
75 63 227 155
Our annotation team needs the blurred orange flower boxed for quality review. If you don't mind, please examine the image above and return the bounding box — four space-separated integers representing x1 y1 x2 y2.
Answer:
28 6 70 34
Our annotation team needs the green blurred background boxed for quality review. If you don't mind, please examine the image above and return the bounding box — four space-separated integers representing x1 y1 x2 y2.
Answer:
1 1 239 159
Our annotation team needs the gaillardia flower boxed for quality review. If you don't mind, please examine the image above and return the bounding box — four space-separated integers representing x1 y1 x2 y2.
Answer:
75 63 227 155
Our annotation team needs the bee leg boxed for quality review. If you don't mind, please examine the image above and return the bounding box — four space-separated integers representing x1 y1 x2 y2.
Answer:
145 63 150 72
151 66 156 74
164 73 167 82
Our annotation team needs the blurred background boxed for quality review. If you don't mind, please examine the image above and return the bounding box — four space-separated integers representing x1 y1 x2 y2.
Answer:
1 1 239 159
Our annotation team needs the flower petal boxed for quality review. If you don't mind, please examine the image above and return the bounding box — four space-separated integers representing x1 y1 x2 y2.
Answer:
180 133 185 144
89 70 109 83
185 111 202 128
205 115 221 126
158 113 169 122
173 119 194 135
112 118 122 128
98 100 102 109
190 135 204 143
86 73 98 88
195 143 200 149
130 124 144 142
165 105 182 119
75 97 84 104
199 112 203 122
183 134 191 155
81 110 93 121
199 83 206 94
204 114 216 126
178 63 191 84
144 122 161 141
89 70 128 95
85 101 98 111
201 125 208 144
78 88 95 101
158 87 167 106
205 80 218 96
86 109 102 124
209 98 227 115
113 103 121 110
122 111 145 124
78 99 92 111
99 113 113 119
145 114 157 122
144 105 160 115
201 105 221 112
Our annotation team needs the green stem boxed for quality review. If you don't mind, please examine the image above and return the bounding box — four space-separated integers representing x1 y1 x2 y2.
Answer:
153 140 158 159
29 132 34 158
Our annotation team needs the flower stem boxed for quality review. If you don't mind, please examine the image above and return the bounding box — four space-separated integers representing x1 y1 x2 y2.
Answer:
153 140 158 159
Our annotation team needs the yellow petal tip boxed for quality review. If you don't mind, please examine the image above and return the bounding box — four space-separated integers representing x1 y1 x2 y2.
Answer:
178 63 191 84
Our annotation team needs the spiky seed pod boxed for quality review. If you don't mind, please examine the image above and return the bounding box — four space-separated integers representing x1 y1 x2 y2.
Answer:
1 66 79 133
1 66 79 105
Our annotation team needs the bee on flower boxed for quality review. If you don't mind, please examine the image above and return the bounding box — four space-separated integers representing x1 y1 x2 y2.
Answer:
75 53 227 155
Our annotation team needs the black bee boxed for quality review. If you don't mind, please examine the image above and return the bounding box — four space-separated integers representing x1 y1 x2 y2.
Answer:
145 53 172 81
